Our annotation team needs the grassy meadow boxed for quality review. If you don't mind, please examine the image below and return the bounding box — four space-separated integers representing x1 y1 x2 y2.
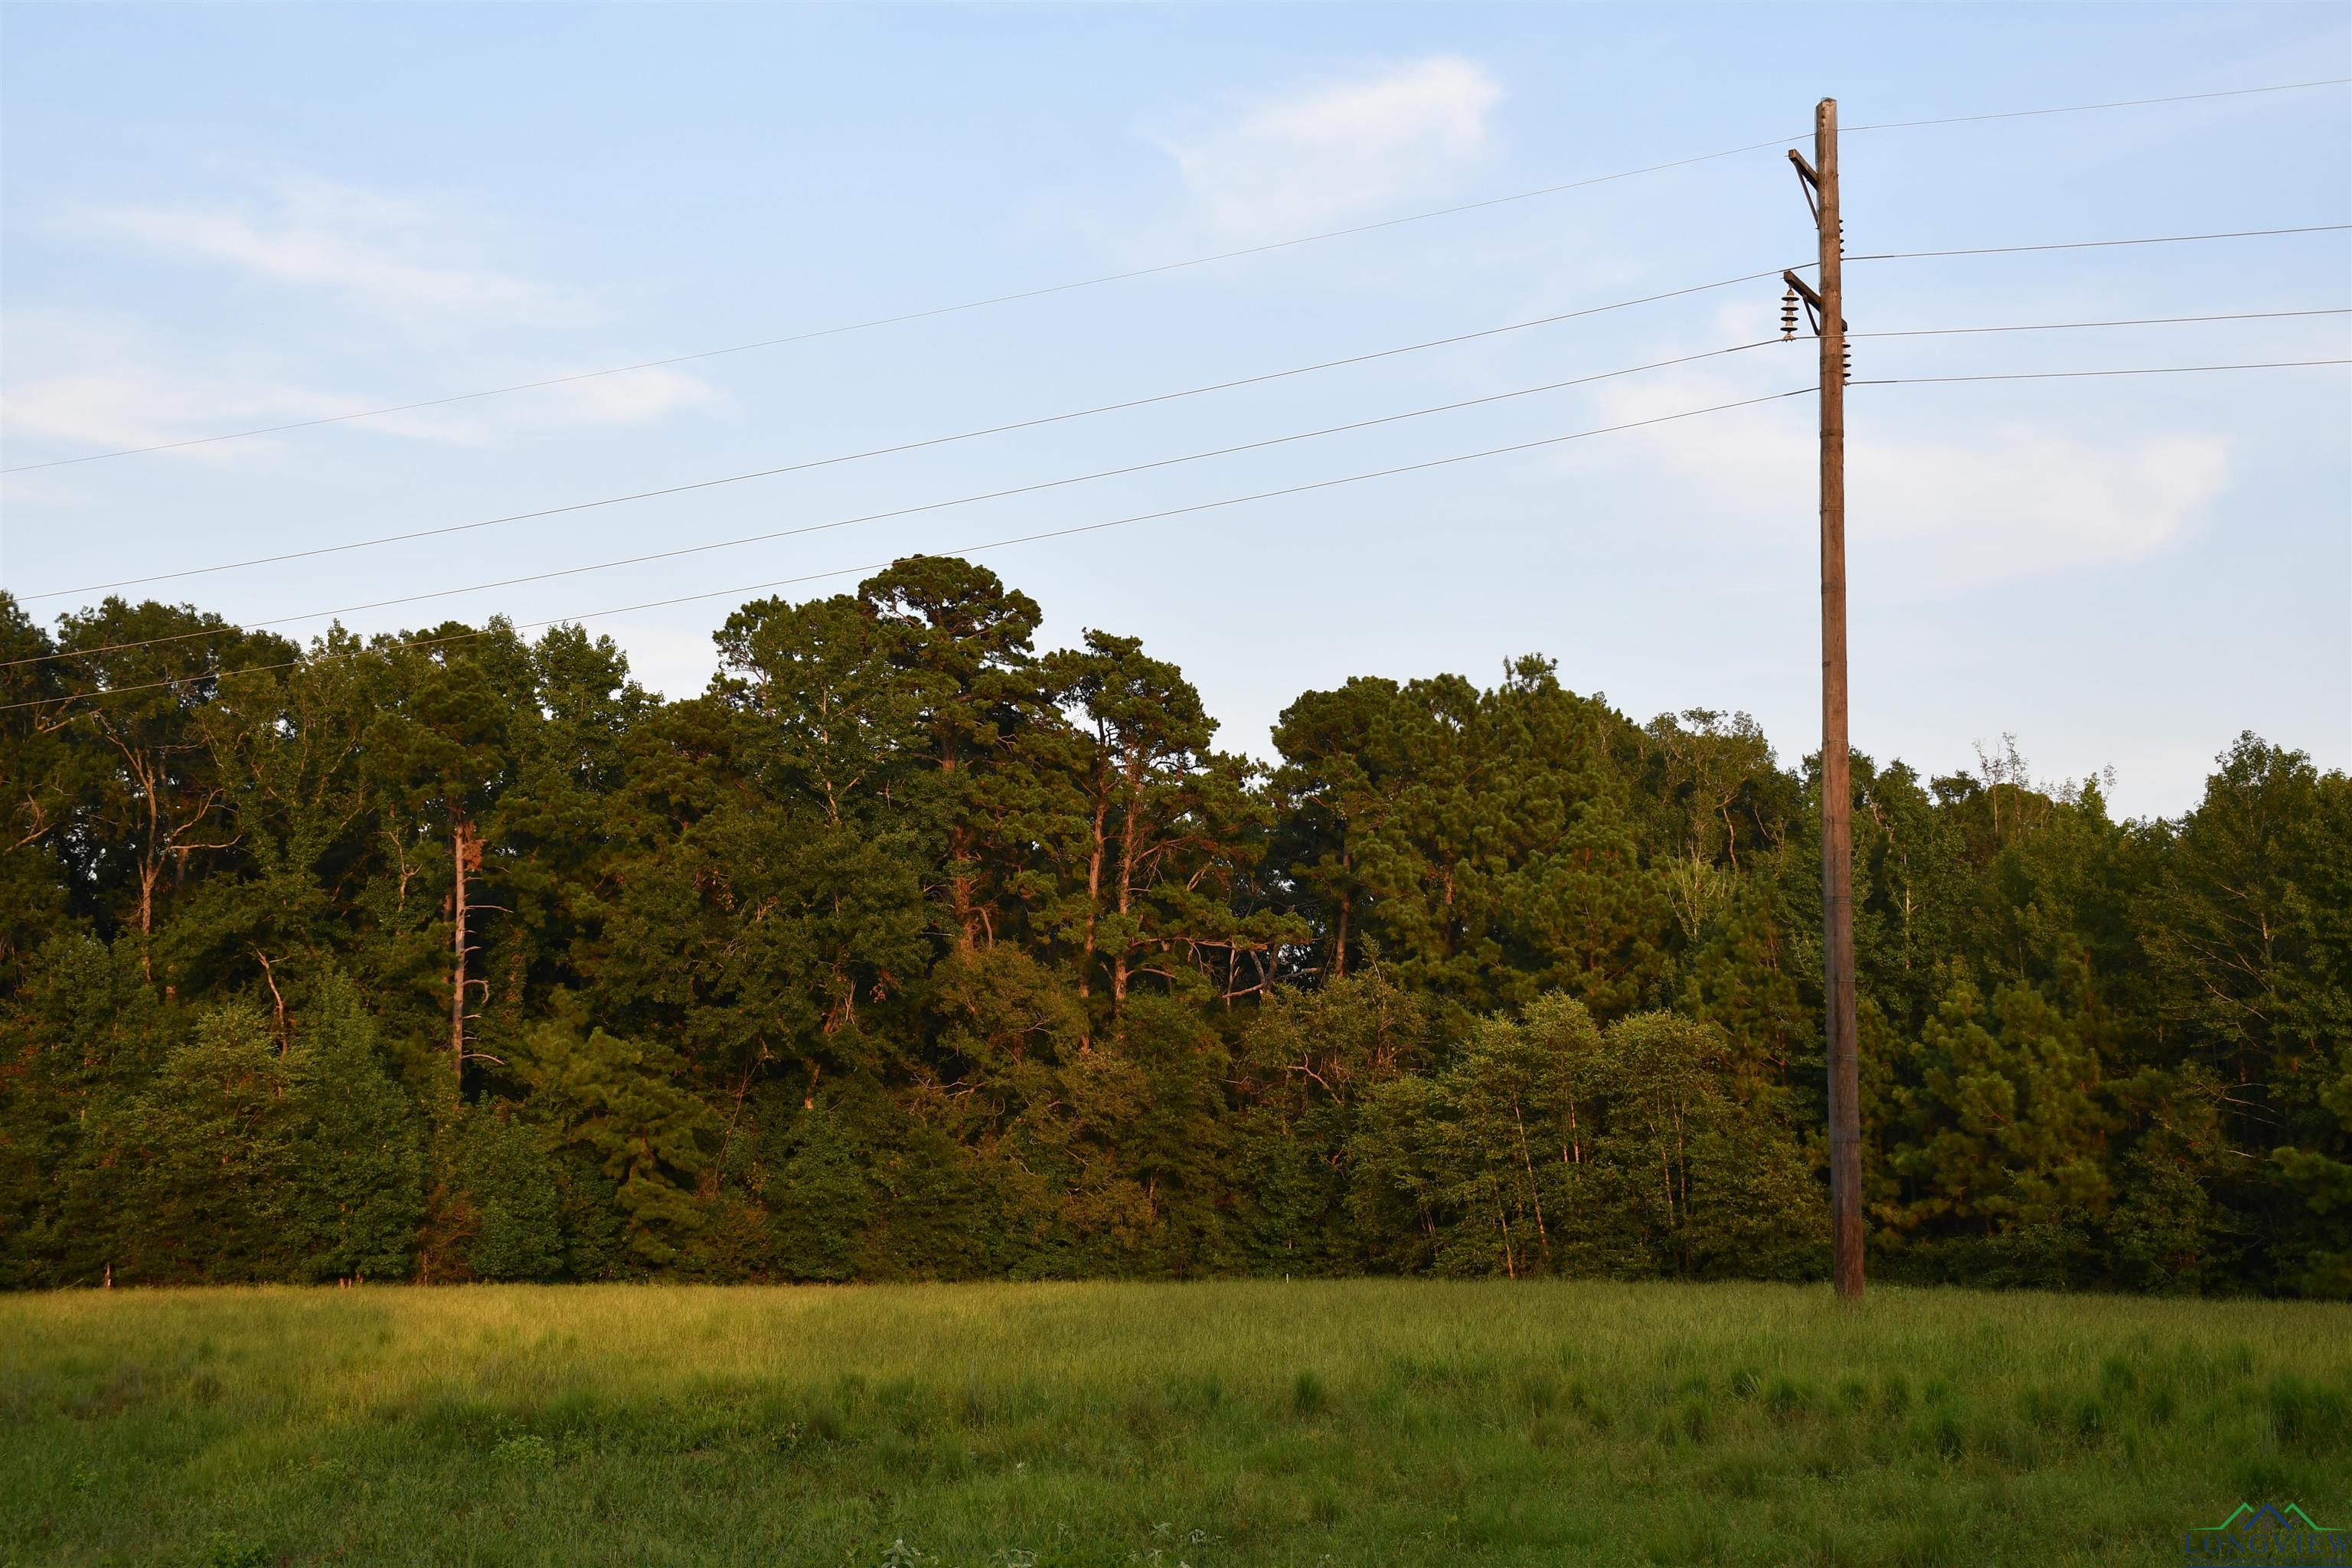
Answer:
2 1281 2347 1567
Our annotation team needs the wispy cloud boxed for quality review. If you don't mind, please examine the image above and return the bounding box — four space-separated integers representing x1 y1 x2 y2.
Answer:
1148 57 1504 245
364 366 714 447
0 311 331 464
1583 371 2230 587
0 307 712 467
1851 427 2227 581
67 177 590 326
7 178 719 466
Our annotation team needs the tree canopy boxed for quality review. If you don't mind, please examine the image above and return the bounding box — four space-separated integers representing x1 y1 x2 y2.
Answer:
2 569 2344 1294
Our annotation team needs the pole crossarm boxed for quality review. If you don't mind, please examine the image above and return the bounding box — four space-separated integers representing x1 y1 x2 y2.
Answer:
1789 149 1823 222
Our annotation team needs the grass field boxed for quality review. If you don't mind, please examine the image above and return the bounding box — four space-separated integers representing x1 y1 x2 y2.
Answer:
2 1281 2347 1567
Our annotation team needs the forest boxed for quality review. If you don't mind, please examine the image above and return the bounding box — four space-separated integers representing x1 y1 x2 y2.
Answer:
1 558 2345 1296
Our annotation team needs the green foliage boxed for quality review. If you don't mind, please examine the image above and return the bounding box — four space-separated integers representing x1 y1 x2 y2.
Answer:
1 574 2345 1294
1355 1001 1824 1280
2273 1044 2352 1296
457 1108 566 1283
518 1013 714 1266
0 936 180 1287
1231 970 1429 1274
1887 968 2118 1255
288 973 427 1282
106 1001 299 1283
762 1085 876 1282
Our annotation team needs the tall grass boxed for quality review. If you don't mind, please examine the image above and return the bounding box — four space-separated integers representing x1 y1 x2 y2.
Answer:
2 1280 2346 1566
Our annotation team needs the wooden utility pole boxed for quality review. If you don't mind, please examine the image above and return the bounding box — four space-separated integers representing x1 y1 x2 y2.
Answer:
1785 96 1863 1298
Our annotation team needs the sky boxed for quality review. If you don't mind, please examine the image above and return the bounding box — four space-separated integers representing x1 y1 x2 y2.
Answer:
2 2 2347 819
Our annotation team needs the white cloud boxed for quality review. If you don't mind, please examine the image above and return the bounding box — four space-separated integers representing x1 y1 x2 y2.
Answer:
363 367 717 448
8 179 718 465
1149 57 1503 244
67 177 590 325
580 620 720 700
1851 428 2228 581
0 311 330 464
0 309 713 467
1579 370 2230 588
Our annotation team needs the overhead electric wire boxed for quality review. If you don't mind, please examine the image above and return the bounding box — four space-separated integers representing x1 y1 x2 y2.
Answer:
18 351 2347 684
0 387 1816 710
1849 221 2349 263
0 140 1803 475
18 351 2350 705
1844 76 2350 132
5 339 1790 665
1854 357 2351 387
9 75 2346 476
15 269 1800 603
1854 306 2351 338
19 229 2348 606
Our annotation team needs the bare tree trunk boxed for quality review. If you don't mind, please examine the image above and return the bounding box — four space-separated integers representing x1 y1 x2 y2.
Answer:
936 734 984 954
949 828 980 953
1333 887 1351 981
1514 1099 1550 1263
254 947 286 1037
1112 754 1143 1014
449 818 479 1081
1080 787 1107 1003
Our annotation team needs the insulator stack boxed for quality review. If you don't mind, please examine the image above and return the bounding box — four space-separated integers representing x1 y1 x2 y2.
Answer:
1781 289 1800 340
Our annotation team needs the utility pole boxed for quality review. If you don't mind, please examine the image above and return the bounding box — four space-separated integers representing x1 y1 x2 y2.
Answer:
1784 97 1864 1298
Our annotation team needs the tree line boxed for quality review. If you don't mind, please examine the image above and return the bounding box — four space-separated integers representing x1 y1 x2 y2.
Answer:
2 559 2344 1294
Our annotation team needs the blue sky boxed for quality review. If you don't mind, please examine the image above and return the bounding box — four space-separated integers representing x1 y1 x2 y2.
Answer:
3 2 2346 817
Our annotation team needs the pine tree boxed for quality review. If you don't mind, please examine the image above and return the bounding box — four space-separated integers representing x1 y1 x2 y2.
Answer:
289 973 426 1283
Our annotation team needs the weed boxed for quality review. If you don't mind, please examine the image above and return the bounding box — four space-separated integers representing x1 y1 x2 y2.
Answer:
489 1429 555 1470
202 1534 269 1568
1763 1377 1811 1422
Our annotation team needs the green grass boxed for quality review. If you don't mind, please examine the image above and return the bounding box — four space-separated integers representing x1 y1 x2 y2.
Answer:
2 1281 2346 1566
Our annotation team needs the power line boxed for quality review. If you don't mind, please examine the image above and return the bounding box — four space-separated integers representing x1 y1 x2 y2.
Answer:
9 76 2345 476
0 387 1815 709
15 268 1798 603
1855 306 2351 338
15 292 2345 658
1855 356 2350 386
18 354 2349 705
1844 77 2350 132
20 226 2348 606
1851 221 2349 263
5 340 1787 664
18 352 2347 683
0 142 1802 475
